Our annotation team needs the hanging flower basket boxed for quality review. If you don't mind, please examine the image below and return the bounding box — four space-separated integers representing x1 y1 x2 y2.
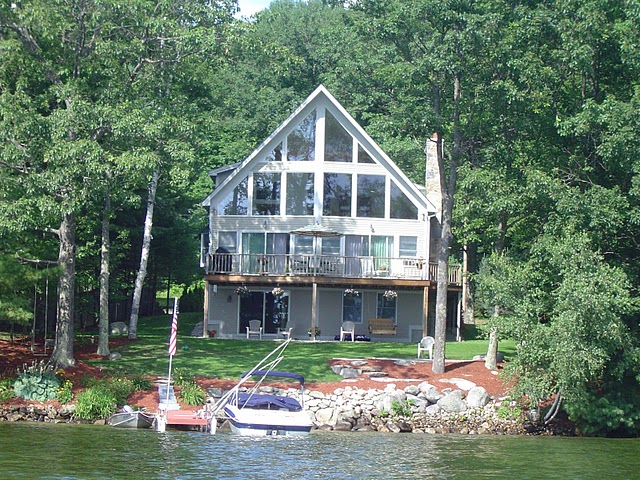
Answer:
344 288 360 297
272 287 284 297
383 290 397 300
235 286 250 297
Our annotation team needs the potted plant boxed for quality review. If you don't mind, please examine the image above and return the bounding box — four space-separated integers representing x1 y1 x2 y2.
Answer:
344 288 360 297
307 327 321 336
272 287 284 297
416 257 425 270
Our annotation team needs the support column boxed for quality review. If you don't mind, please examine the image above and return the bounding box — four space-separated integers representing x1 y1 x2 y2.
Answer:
422 285 429 337
202 280 209 338
311 282 318 341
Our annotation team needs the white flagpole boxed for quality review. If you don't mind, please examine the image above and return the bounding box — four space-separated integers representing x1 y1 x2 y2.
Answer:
166 297 179 405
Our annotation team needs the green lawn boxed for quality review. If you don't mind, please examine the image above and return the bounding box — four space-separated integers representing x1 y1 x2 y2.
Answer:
88 313 516 383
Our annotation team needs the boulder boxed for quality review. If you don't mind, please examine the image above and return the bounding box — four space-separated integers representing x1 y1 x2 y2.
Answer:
466 386 490 408
190 321 204 337
437 390 467 413
110 322 128 335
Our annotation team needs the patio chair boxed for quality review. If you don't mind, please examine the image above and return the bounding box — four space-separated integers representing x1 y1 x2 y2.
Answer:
340 321 355 342
277 327 293 339
246 320 263 340
417 336 435 359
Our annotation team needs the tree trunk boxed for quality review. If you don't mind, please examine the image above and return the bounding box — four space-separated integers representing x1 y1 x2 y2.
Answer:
50 211 76 368
432 73 462 374
129 168 160 339
485 211 507 370
97 188 111 356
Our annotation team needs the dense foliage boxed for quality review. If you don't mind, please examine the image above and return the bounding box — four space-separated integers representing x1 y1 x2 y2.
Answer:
1 0 639 434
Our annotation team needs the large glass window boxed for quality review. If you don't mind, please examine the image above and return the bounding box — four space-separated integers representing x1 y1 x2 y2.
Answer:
288 111 316 162
218 177 248 215
323 173 352 216
399 236 417 257
372 235 393 271
324 110 352 162
390 181 418 219
343 294 362 324
239 291 289 335
377 294 397 322
321 237 341 256
293 235 314 255
286 172 314 215
218 231 237 252
357 174 385 218
253 173 280 215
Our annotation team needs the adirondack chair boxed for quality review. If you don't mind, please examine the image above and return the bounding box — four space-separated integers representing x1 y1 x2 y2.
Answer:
246 320 263 339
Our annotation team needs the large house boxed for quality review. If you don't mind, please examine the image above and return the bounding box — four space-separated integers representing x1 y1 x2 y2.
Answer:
201 85 462 342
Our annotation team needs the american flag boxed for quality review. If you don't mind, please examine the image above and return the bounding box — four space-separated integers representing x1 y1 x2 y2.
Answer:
168 298 178 356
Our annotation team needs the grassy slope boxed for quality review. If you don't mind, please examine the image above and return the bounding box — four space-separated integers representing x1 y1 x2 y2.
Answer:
87 313 515 383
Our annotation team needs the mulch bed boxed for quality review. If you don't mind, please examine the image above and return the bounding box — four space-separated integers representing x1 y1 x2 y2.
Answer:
1 337 510 413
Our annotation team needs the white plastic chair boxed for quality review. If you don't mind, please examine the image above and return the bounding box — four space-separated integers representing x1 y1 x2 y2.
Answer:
417 336 435 359
277 327 292 339
340 321 355 342
246 320 262 339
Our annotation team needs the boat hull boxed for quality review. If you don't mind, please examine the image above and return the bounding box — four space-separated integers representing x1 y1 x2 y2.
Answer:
224 405 312 437
108 411 155 429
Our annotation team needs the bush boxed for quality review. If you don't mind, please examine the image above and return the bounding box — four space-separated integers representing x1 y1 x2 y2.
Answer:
179 381 206 406
130 375 153 392
0 378 15 402
74 386 117 420
13 361 60 402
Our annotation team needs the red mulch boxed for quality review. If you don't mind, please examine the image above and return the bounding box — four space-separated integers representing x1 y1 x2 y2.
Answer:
1 337 510 414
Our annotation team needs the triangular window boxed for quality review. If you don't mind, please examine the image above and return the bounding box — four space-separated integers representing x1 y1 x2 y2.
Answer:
390 181 418 219
357 144 375 164
218 176 248 215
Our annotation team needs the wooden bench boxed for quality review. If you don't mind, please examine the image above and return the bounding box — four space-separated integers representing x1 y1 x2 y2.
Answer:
368 318 396 335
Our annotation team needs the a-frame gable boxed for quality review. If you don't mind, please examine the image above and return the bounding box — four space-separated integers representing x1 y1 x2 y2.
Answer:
203 85 436 214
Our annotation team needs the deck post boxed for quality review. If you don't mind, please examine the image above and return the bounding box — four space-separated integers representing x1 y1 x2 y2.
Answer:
422 285 429 337
202 280 209 338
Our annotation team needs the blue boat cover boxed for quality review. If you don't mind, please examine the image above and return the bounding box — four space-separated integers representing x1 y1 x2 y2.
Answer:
240 370 305 386
236 393 303 411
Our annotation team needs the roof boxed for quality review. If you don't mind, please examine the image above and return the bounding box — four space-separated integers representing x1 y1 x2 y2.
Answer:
202 84 436 214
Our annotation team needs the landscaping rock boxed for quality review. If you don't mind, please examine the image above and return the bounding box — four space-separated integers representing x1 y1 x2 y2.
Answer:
109 322 128 335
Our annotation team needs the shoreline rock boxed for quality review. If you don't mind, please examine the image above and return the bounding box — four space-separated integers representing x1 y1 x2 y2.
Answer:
1 383 573 436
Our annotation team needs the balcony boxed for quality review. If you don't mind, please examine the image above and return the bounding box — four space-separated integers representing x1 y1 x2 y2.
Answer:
205 253 461 285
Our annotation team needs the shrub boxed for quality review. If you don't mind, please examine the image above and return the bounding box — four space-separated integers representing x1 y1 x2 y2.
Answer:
130 375 153 392
179 381 206 406
74 386 117 420
0 378 15 402
13 360 60 402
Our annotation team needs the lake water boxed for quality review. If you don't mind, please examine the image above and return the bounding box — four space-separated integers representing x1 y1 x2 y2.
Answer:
1 422 639 479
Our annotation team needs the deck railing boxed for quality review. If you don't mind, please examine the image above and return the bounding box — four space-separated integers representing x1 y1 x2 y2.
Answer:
206 253 461 285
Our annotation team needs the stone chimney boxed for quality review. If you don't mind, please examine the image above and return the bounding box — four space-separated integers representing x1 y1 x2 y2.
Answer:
424 133 442 220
